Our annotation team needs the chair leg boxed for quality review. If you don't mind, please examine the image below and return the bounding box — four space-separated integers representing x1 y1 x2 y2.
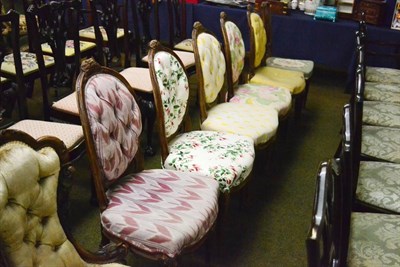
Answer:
139 96 156 156
303 78 312 109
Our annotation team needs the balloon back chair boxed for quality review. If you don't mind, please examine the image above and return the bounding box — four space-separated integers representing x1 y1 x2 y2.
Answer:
75 58 220 265
219 11 292 124
246 5 306 120
148 39 256 236
192 21 279 152
0 129 128 267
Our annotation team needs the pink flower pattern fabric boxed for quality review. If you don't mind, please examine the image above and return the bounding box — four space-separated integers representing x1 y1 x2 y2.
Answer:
153 51 189 137
85 74 142 182
224 21 245 83
103 169 219 258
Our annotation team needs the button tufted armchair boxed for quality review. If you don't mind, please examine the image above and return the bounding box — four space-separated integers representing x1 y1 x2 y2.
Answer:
246 5 307 120
220 11 292 121
192 21 279 152
75 58 220 265
0 129 128 267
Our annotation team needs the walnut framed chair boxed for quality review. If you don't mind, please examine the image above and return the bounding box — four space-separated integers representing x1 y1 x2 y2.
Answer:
76 58 220 265
192 21 279 153
0 129 128 267
220 11 292 123
246 5 306 120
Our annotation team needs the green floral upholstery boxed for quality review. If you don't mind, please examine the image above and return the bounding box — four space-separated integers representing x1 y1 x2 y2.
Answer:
230 83 292 116
153 51 189 137
250 13 266 68
224 21 245 83
348 212 400 266
356 161 400 213
197 32 226 103
201 102 279 146
361 125 400 163
165 131 255 192
365 67 400 84
266 57 314 80
364 82 400 104
363 101 400 128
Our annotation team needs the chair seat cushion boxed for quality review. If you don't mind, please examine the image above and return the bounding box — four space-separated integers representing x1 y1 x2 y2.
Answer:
79 26 124 41
365 66 400 84
348 212 400 267
174 38 194 52
356 161 400 213
142 50 195 69
250 66 306 95
364 82 400 104
363 101 400 128
41 40 96 57
120 67 152 93
8 119 83 149
201 103 279 146
165 130 255 192
266 57 314 79
361 125 400 164
1 52 54 76
229 83 292 116
52 92 79 116
102 169 219 258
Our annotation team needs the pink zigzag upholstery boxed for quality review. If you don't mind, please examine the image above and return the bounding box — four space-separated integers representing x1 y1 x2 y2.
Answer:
80 65 219 259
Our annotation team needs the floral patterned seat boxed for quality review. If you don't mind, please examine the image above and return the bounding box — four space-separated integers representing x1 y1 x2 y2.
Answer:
1 51 54 76
364 82 400 104
76 59 220 264
363 101 400 128
41 40 97 57
148 41 255 193
220 17 292 117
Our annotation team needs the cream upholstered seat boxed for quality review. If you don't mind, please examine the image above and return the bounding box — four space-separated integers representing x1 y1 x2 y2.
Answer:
41 40 97 57
193 22 279 149
1 51 54 76
0 130 128 267
75 58 219 264
362 101 400 128
220 13 292 118
365 66 400 84
148 40 255 193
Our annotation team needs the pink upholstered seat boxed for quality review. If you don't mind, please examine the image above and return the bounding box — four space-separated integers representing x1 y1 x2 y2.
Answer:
76 59 219 263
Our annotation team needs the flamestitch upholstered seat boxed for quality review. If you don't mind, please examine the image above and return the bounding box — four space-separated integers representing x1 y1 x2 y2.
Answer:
192 22 279 149
148 40 255 193
220 12 292 118
0 130 128 267
76 58 219 264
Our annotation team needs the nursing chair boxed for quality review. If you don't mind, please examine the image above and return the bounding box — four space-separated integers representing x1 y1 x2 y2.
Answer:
246 5 306 119
192 21 279 151
220 12 292 121
262 2 314 103
148 40 255 236
75 58 220 265
0 129 128 267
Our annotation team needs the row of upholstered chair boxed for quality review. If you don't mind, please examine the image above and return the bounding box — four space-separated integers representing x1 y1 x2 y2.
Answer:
306 25 400 266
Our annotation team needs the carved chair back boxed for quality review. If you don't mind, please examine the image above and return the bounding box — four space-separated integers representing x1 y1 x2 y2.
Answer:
192 21 226 124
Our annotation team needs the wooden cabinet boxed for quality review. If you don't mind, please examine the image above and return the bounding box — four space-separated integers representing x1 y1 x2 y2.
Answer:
353 0 387 25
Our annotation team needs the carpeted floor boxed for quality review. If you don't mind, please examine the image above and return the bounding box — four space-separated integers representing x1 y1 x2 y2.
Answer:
67 67 350 267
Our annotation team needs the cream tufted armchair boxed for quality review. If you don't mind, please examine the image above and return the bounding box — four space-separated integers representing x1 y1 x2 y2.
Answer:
0 129 128 267
75 58 220 265
192 21 279 151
